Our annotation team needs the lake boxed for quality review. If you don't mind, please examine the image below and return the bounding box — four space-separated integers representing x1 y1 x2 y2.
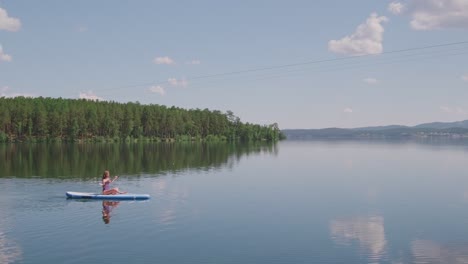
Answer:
2 140 468 264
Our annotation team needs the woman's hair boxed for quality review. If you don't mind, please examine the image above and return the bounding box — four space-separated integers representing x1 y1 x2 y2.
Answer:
102 170 110 179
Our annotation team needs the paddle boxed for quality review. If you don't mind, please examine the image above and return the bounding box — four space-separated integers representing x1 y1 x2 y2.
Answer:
99 175 118 186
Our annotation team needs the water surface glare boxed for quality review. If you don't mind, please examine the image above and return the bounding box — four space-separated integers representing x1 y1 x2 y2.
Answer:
2 140 468 263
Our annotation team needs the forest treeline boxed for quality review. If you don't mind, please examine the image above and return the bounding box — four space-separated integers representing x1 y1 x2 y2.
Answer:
0 97 285 142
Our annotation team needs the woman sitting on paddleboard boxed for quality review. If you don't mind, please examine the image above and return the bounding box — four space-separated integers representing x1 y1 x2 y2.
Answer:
101 170 126 195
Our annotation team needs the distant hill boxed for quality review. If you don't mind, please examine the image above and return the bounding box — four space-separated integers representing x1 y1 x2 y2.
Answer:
282 120 468 139
352 125 408 131
413 120 468 129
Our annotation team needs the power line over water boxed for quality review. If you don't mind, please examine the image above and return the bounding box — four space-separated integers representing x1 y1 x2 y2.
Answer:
96 40 468 96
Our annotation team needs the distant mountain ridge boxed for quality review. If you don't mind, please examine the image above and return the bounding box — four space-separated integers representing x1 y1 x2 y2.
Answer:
352 125 408 131
282 120 468 139
352 120 468 131
413 120 468 129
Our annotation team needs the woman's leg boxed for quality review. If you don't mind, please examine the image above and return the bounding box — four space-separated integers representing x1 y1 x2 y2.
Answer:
103 188 125 195
103 189 118 195
116 188 127 194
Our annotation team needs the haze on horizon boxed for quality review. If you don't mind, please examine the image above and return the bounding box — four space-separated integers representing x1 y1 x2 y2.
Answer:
1 0 468 129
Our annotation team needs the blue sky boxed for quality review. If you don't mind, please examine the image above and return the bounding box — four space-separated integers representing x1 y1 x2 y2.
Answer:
1 0 467 129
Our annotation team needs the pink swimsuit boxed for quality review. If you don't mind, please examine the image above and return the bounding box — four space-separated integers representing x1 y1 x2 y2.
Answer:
102 181 110 191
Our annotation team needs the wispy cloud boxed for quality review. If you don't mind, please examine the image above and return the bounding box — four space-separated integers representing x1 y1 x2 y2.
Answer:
343 107 353 113
154 56 175 65
0 7 21 32
0 45 12 62
393 0 468 30
328 13 388 56
363 77 378 84
79 90 103 101
440 106 466 114
440 106 451 113
168 78 188 88
462 73 468 82
148 85 165 95
77 26 87 32
185 60 201 65
1 86 35 98
412 0 468 30
388 2 405 15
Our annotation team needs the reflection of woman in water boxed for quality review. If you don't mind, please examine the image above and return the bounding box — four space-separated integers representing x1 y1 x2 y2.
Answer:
101 170 126 195
102 201 120 224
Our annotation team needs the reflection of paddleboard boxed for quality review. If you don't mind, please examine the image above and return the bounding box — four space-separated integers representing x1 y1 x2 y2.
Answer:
66 191 150 200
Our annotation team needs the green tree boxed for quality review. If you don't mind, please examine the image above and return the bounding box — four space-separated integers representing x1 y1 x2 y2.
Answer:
0 97 285 142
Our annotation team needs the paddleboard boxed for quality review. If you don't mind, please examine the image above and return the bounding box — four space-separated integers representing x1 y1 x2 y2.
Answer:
66 191 150 200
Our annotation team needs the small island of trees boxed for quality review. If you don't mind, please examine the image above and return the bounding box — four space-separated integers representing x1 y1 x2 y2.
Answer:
0 97 285 143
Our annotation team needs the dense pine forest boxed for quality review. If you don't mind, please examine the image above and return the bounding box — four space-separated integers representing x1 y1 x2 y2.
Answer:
0 97 285 142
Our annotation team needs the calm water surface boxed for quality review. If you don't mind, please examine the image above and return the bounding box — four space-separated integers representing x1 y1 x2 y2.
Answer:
2 140 468 264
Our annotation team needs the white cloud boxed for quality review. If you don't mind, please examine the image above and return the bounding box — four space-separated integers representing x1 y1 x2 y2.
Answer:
440 106 451 113
0 45 12 62
343 107 353 113
0 219 22 264
388 2 406 15
363 77 378 84
408 0 468 30
79 90 103 101
330 216 387 261
410 240 468 263
440 106 466 114
154 56 175 65
168 78 177 86
148 85 165 95
0 86 10 96
77 26 87 32
328 13 388 56
0 7 21 32
0 86 35 98
462 73 468 82
168 78 188 87
185 60 201 65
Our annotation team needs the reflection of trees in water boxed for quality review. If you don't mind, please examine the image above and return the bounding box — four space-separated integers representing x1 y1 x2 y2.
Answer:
330 215 387 263
0 142 278 178
412 240 468 264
